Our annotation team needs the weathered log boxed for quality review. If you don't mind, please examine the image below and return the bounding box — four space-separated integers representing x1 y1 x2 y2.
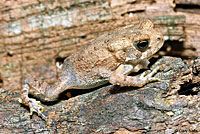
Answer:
0 56 199 133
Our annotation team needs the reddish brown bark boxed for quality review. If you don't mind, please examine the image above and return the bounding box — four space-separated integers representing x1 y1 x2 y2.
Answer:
1 0 199 90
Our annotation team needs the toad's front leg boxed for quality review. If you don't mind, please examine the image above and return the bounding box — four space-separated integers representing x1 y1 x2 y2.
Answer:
109 64 161 87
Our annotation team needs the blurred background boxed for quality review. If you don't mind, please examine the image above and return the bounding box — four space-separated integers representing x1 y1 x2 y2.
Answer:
0 0 199 90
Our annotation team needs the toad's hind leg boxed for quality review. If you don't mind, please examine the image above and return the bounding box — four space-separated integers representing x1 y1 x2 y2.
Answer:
19 75 74 120
19 61 77 120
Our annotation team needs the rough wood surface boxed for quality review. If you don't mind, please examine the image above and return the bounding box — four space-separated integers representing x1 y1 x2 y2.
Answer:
2 0 200 90
0 56 200 133
1 1 200 133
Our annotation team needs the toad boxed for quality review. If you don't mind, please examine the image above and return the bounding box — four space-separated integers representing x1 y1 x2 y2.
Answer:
19 20 164 120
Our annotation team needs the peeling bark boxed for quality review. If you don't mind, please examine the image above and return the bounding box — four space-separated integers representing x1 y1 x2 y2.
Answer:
2 0 199 90
0 56 200 133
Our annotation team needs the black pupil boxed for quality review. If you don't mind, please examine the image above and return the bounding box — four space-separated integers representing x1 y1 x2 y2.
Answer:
135 40 149 51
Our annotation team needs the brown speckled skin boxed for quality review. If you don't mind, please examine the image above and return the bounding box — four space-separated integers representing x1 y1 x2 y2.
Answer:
19 20 164 120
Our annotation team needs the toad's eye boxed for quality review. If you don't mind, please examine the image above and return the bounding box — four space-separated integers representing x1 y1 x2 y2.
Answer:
134 40 149 52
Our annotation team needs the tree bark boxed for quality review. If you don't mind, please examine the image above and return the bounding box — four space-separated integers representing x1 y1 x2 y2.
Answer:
0 56 200 133
1 0 199 90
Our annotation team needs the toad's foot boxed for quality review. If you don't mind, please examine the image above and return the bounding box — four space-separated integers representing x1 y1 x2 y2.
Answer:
109 64 163 87
19 98 47 121
138 65 162 87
